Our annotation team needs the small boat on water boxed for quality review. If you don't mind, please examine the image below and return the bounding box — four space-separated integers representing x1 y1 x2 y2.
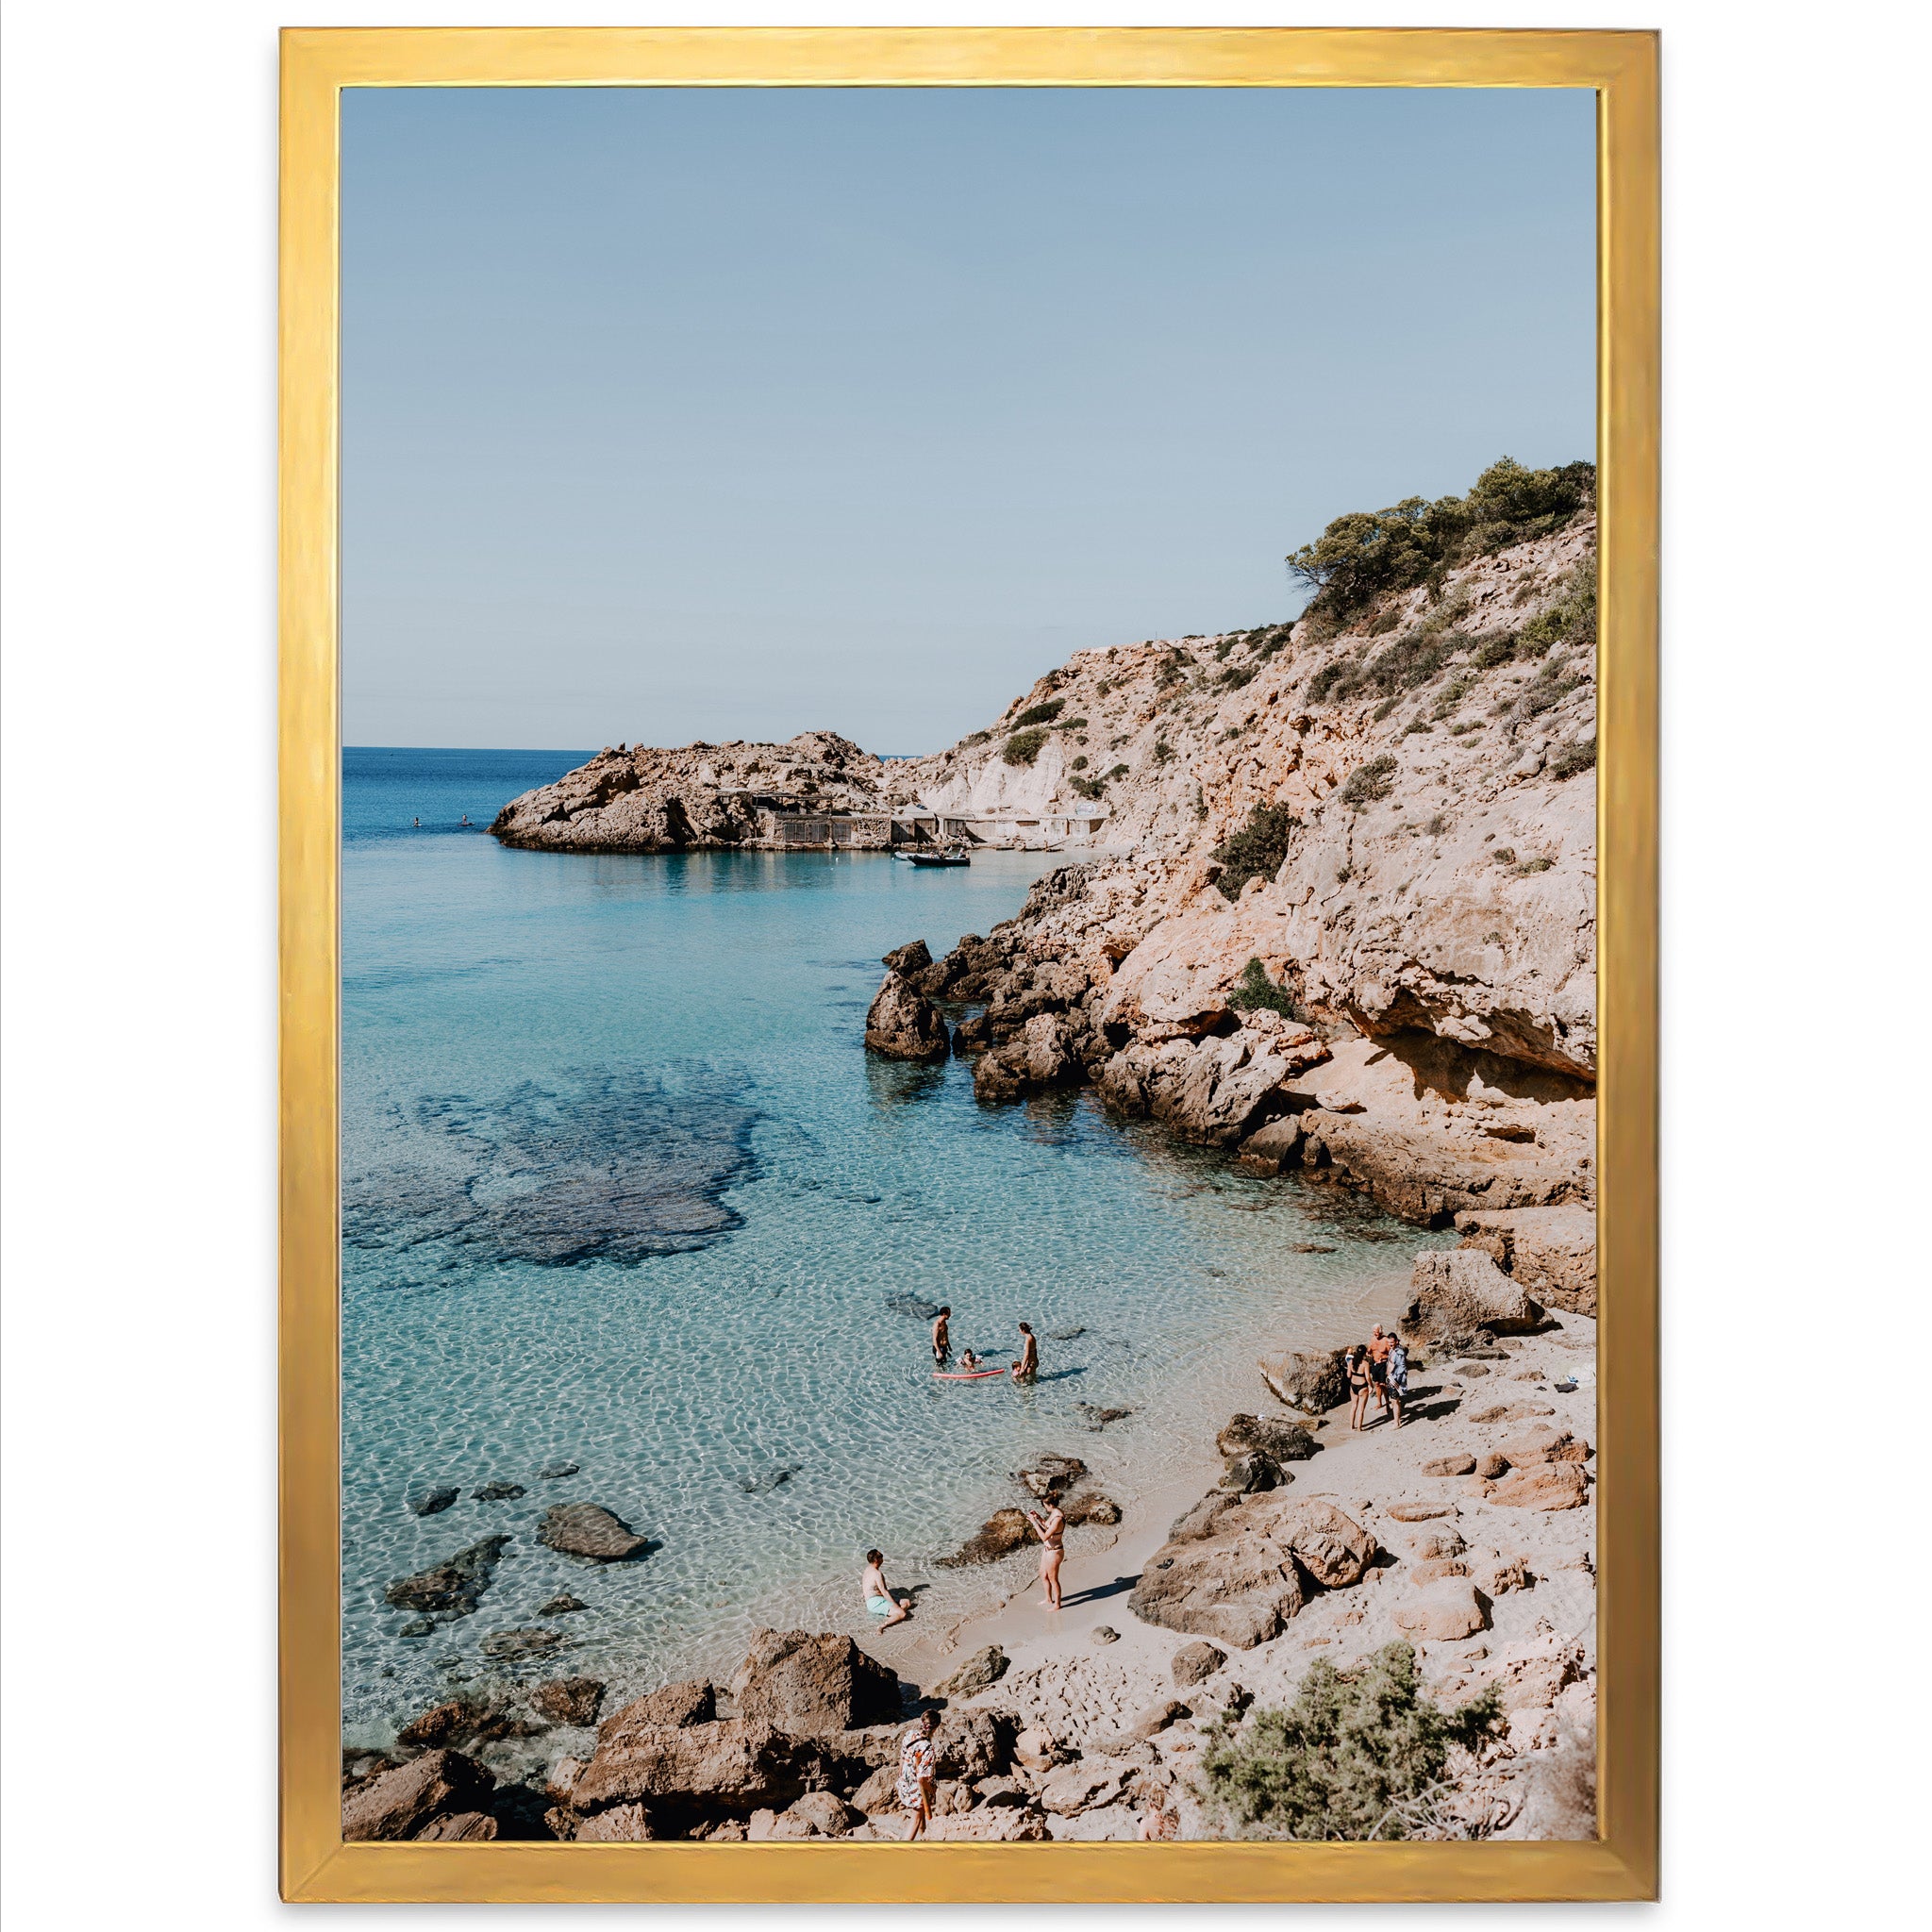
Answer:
908 847 971 867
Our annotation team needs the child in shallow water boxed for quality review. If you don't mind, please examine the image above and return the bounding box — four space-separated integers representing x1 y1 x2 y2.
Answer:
862 1548 910 1627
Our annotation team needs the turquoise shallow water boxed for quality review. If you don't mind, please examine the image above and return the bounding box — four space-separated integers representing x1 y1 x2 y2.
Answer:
341 749 1441 1734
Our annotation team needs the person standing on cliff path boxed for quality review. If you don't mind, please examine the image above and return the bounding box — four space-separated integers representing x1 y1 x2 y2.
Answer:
1011 1321 1039 1385
931 1306 952 1366
896 1708 941 1839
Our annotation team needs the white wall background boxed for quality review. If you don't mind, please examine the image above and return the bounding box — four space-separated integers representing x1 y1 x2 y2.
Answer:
3 1 1924 1924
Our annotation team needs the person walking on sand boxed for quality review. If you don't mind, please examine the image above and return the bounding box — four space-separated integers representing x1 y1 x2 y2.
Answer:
1024 1498 1066 1609
1345 1343 1373 1431
896 1708 941 1839
1011 1321 1039 1386
930 1306 952 1366
862 1548 910 1628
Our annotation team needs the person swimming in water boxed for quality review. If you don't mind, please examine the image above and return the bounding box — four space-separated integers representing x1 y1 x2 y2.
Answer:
958 1348 980 1374
931 1306 952 1365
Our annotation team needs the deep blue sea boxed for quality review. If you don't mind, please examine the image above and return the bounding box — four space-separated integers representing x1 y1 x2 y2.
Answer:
341 747 1437 1736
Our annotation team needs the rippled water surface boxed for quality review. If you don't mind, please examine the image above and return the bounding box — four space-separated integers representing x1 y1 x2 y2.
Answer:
341 748 1444 1733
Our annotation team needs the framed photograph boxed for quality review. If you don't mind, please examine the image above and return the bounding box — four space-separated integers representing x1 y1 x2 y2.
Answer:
280 25 1657 1903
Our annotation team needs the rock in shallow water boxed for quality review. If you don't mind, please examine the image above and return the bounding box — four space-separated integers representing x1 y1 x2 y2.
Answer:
537 1503 651 1562
480 1627 563 1659
408 1485 459 1517
343 1068 755 1267
863 972 950 1061
384 1535 512 1618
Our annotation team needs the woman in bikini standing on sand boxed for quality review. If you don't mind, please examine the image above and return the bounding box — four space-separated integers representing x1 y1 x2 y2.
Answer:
1345 1342 1374 1431
1024 1497 1066 1610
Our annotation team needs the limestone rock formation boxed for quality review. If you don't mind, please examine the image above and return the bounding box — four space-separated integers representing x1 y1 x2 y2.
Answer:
935 1645 1010 1700
341 1748 495 1842
728 1629 902 1736
1455 1204 1598 1317
863 973 949 1061
491 732 894 853
1128 1492 1374 1648
1258 1349 1350 1416
1404 1248 1544 1342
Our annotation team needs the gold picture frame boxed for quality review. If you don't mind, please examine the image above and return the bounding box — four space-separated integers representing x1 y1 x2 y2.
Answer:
281 25 1657 1903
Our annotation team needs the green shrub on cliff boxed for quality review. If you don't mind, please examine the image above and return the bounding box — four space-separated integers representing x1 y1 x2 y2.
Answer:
1210 803 1300 900
1228 957 1306 1022
1002 726 1050 766
1012 698 1065 729
1341 755 1399 808
1288 458 1595 625
1549 735 1597 779
1200 1642 1503 1840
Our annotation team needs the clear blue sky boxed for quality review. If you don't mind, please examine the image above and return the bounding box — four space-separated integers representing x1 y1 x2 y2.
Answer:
341 86 1595 752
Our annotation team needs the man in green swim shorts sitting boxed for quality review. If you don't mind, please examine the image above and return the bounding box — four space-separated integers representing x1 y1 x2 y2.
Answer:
862 1548 910 1627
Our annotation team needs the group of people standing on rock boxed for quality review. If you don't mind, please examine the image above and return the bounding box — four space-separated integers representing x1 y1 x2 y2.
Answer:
929 1306 1039 1385
1345 1324 1409 1430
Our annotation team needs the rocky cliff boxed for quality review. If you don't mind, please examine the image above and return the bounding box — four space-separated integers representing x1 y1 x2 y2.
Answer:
491 464 1599 1255
490 731 899 851
870 486 1598 1260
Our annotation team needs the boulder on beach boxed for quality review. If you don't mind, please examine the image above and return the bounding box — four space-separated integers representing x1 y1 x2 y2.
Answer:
1219 1451 1285 1494
1490 1462 1590 1510
1403 1249 1544 1342
383 1534 511 1618
1059 1488 1123 1526
1125 1491 1377 1648
1496 1424 1589 1468
729 1629 902 1735
598 1679 718 1740
1258 1349 1350 1416
1217 1413 1319 1462
1454 1204 1598 1317
937 1507 1033 1567
341 1748 495 1842
1171 1640 1227 1687
1391 1576 1490 1641
1235 1115 1304 1174
570 1717 834 1819
932 1707 1016 1781
864 972 950 1061
537 1502 650 1562
935 1644 1009 1700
